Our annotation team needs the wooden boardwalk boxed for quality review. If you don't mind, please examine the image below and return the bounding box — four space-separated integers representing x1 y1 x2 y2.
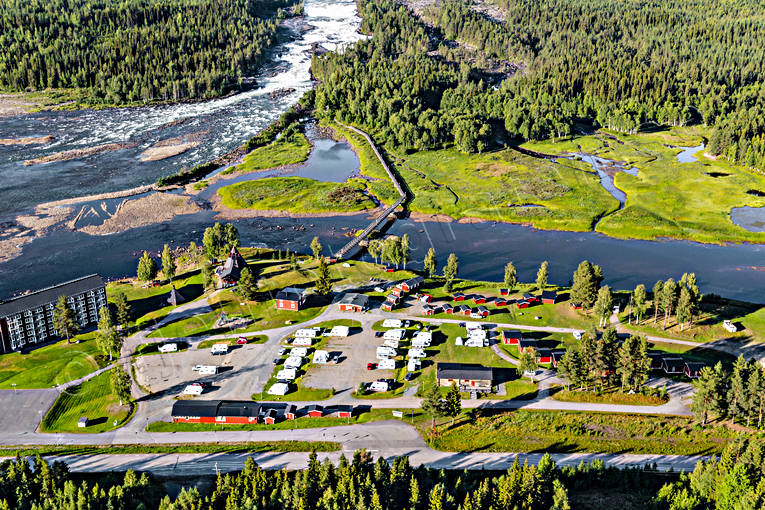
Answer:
334 123 407 259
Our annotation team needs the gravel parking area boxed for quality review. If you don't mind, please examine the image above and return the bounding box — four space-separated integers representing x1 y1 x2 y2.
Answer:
302 327 396 393
134 342 280 400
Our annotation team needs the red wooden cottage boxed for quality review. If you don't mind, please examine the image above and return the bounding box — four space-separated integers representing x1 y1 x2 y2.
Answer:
386 294 400 304
551 350 566 368
419 294 433 303
540 291 558 304
494 298 508 306
476 306 490 317
535 348 553 364
337 405 353 419
662 357 685 375
307 405 324 418
285 404 297 420
472 295 486 305
263 408 278 425
501 330 523 345
462 306 473 316
453 293 466 301
338 293 369 312
516 300 531 309
517 338 538 352
423 305 436 316
276 287 306 311
647 352 664 370
172 400 261 424
522 293 540 304
499 288 510 296
381 302 395 312
391 287 403 297
442 303 454 314
401 276 425 293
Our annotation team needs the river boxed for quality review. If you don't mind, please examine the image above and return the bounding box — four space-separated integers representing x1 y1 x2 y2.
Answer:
1 1 765 303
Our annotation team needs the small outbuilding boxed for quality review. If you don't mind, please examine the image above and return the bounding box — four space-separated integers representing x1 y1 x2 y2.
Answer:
338 293 369 312
275 287 307 311
307 405 324 418
540 291 559 304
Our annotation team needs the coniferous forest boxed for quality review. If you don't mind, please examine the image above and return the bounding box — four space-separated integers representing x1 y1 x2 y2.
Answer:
0 0 298 104
3 441 765 510
312 0 765 170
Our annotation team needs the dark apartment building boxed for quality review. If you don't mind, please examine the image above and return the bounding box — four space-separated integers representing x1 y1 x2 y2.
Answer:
0 275 107 353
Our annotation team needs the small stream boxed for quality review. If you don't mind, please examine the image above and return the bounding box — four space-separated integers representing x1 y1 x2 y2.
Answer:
567 153 638 205
674 144 705 163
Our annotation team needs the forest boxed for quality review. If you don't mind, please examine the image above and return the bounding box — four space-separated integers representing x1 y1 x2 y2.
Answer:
312 0 765 171
2 441 765 509
0 0 298 104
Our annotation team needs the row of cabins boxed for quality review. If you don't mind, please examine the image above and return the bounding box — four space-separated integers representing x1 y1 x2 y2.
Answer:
501 331 705 378
171 400 354 425
383 277 425 312
451 291 558 310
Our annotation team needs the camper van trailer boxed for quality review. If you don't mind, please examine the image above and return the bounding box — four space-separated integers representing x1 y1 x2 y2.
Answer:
378 358 396 370
376 346 397 359
210 343 229 355
159 343 178 353
382 319 402 329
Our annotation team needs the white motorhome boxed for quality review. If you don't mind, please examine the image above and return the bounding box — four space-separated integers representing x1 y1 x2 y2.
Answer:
329 325 350 337
376 346 397 359
197 365 218 375
407 359 421 372
468 329 487 341
466 321 483 331
464 337 484 348
182 385 203 396
292 336 313 346
412 331 432 348
378 358 396 370
407 348 426 359
276 368 297 381
210 343 229 355
295 328 320 338
285 356 303 369
383 338 400 349
313 350 330 364
382 318 402 329
268 382 289 396
368 381 389 392
159 343 178 353
383 329 405 341
290 347 308 357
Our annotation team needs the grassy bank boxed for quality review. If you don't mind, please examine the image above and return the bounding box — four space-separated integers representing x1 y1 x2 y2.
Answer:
40 371 133 433
221 130 311 175
0 333 106 389
427 409 739 455
551 388 669 406
0 441 340 457
218 176 377 213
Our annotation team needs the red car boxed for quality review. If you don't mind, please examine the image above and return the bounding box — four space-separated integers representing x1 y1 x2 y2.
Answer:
366 363 377 370
236 337 248 345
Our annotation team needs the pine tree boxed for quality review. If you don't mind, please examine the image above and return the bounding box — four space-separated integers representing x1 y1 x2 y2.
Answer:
551 479 570 510
692 363 726 426
504 261 517 291
53 295 78 342
315 257 332 296
311 236 323 260
114 291 131 328
238 267 256 301
137 251 158 281
161 244 176 281
424 248 437 278
536 260 548 291
444 382 462 425
728 355 750 424
421 385 446 430
96 306 120 361
747 364 765 428
594 327 618 388
617 334 649 392
570 261 596 307
201 259 215 289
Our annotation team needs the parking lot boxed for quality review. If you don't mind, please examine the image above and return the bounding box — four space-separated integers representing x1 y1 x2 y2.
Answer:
301 326 396 393
134 341 280 400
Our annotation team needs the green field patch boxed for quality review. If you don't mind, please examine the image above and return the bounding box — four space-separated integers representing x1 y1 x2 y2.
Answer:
551 387 669 406
40 371 133 433
221 130 311 175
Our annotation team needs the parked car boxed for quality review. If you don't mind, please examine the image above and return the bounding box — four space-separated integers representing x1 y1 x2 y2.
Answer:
375 331 384 338
374 286 385 293
330 354 340 364
403 320 411 328
277 347 286 356
191 365 204 372
723 320 737 333
367 362 377 370
236 337 248 345
272 358 280 365
458 322 466 328
404 372 414 381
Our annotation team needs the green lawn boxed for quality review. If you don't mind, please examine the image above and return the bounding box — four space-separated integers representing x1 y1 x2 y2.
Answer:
527 127 765 244
110 272 206 328
40 371 133 433
551 387 668 406
0 441 339 456
218 176 377 213
221 130 311 175
427 409 741 455
0 333 106 389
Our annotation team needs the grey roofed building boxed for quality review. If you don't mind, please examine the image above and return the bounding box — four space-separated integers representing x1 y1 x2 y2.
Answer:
276 287 306 301
171 400 221 418
338 293 369 310
217 401 261 418
436 362 494 382
167 286 186 306
215 246 247 286
0 274 107 354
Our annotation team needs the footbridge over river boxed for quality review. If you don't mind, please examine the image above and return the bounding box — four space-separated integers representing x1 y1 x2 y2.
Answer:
333 123 407 259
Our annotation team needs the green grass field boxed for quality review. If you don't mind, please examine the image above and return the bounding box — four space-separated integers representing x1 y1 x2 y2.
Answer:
0 333 105 389
218 176 377 213
551 387 668 406
40 371 133 433
427 409 740 455
221 131 311 175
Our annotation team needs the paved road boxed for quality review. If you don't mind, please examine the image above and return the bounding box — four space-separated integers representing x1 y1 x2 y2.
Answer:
41 449 709 475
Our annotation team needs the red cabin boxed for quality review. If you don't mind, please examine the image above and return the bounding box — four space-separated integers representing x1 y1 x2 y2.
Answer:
423 305 435 316
476 306 490 317
501 330 522 345
307 405 323 418
263 409 278 425
463 307 473 316
472 296 486 305
401 276 424 293
391 287 403 297
535 348 553 364
337 405 353 419
540 291 558 305
499 288 510 296
382 302 395 312
442 303 454 314
276 287 306 311
684 362 705 379
285 404 297 420
516 300 531 309
551 350 566 368
453 293 466 301
494 298 508 306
